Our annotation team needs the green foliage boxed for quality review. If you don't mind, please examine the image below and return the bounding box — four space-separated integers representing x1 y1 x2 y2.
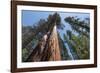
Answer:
63 31 90 59
22 48 28 62
53 12 61 26
64 16 90 38
64 16 90 59
47 12 61 25
63 34 78 54
64 16 90 32
47 12 65 30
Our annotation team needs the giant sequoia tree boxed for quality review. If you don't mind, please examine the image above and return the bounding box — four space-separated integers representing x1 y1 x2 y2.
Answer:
22 12 65 61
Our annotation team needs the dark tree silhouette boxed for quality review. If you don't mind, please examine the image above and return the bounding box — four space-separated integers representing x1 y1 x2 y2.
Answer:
64 16 90 37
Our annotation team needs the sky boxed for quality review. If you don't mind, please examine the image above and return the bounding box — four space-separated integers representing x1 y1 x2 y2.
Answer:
22 10 90 26
22 10 90 40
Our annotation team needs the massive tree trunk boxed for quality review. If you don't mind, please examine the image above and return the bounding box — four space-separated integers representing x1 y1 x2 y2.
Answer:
26 25 61 62
48 25 61 61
